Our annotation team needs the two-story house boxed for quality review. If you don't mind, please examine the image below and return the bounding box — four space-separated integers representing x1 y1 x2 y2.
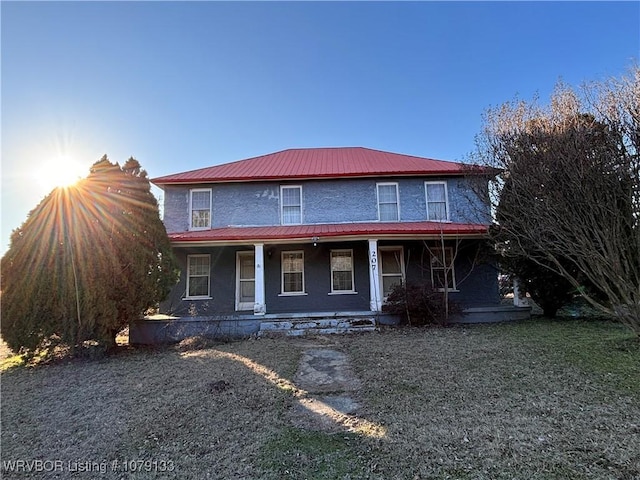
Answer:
131 147 527 343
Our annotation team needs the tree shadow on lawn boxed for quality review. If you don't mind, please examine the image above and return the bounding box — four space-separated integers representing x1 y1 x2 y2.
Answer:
177 341 386 479
2 323 639 480
2 333 388 479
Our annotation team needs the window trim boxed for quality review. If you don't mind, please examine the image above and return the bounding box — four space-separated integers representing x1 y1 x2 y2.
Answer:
425 181 450 222
330 249 356 294
377 182 400 222
185 254 211 299
189 188 212 230
430 246 457 292
280 250 305 295
280 185 303 225
379 246 405 298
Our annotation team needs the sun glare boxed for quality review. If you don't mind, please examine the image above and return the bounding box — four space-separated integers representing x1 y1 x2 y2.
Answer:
37 155 87 190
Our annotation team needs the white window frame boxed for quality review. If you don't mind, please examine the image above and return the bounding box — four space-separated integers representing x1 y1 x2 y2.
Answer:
379 246 405 298
329 249 356 294
425 181 450 222
235 251 255 311
185 254 211 299
280 250 306 295
189 188 212 230
377 182 400 222
280 185 303 225
430 247 457 291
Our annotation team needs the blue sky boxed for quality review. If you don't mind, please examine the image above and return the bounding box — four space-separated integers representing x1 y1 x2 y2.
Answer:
2 1 638 254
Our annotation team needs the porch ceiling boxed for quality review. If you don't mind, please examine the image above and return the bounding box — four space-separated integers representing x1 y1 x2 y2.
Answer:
168 221 489 246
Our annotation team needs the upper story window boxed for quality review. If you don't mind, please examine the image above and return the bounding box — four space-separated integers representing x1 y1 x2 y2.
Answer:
377 182 399 222
190 189 212 230
281 186 302 225
425 181 449 221
330 249 355 293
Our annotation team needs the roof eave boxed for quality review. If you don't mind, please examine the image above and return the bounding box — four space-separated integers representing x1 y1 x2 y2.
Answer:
169 231 488 248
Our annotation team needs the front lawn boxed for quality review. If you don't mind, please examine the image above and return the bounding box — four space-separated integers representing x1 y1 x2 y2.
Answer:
1 318 638 479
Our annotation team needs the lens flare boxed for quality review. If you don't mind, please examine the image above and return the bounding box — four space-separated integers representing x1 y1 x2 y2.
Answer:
36 155 87 189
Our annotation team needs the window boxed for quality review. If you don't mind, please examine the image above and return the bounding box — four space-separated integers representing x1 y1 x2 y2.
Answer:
281 186 302 225
190 189 212 229
380 247 404 297
425 182 449 221
430 247 456 291
377 183 399 221
281 251 304 294
330 250 355 293
186 255 210 298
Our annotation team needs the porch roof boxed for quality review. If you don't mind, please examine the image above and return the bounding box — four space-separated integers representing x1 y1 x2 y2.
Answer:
168 221 489 246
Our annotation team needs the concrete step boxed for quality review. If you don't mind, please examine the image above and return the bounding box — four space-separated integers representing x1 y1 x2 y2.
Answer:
258 317 377 337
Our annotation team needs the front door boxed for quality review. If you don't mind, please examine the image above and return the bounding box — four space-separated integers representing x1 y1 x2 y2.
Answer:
236 251 255 311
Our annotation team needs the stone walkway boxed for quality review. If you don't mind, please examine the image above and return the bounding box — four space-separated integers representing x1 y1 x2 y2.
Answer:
288 341 373 434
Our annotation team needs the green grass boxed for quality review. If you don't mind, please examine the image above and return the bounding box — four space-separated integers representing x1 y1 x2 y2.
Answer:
260 428 367 479
501 317 640 393
2 318 639 479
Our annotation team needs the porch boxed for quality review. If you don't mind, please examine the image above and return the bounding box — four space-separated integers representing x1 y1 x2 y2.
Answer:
129 311 382 344
129 306 531 344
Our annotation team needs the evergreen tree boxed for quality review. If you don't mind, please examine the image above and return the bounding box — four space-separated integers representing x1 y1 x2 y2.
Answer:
1 156 178 353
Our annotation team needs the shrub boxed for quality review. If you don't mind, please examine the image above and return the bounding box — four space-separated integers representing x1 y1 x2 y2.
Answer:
382 282 461 326
505 257 576 317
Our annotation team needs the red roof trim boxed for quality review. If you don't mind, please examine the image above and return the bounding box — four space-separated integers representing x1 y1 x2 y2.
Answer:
152 147 485 185
168 221 488 244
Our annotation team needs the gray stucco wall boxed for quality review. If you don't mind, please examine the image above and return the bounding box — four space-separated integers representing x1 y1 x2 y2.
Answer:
162 183 281 232
160 242 372 316
379 239 500 308
264 242 371 314
161 176 490 231
161 245 249 316
393 177 488 224
162 185 189 233
160 239 499 317
302 180 377 223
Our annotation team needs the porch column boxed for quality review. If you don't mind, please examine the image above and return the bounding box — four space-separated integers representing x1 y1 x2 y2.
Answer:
368 239 382 312
512 277 529 307
254 243 266 315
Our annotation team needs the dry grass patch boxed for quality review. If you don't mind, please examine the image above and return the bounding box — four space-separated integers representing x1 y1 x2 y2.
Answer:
1 338 301 479
1 320 638 479
340 320 640 479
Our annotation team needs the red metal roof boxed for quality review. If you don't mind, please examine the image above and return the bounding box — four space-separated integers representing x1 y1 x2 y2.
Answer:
168 221 488 245
153 147 473 185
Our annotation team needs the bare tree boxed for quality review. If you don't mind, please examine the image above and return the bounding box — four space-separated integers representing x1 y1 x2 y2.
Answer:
471 67 640 335
421 234 486 320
